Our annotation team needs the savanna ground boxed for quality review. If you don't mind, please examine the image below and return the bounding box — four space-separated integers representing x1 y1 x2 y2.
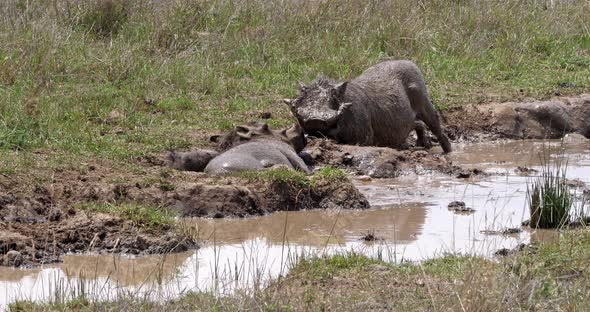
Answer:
1 0 590 310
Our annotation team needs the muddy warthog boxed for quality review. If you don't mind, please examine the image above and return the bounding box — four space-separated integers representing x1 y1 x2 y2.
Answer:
168 122 310 174
283 60 452 153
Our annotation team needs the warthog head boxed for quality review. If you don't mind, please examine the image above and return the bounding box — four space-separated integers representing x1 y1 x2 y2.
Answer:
283 78 352 137
216 121 307 153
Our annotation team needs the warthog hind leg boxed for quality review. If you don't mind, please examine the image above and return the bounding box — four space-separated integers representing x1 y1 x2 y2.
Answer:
408 84 452 153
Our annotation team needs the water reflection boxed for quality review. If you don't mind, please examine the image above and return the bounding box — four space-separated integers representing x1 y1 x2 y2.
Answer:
194 204 427 246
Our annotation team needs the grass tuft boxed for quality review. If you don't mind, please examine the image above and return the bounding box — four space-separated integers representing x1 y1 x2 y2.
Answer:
235 166 348 189
312 166 348 183
527 153 574 229
76 202 176 231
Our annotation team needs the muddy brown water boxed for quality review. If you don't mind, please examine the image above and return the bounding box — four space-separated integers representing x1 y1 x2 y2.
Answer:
0 140 588 309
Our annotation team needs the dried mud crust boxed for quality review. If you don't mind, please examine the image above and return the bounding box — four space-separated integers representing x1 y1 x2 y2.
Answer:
0 159 368 266
442 93 590 142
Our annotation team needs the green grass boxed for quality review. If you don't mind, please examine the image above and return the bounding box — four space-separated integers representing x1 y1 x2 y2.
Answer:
312 166 348 182
1 0 589 166
76 202 176 231
527 154 574 228
235 166 348 189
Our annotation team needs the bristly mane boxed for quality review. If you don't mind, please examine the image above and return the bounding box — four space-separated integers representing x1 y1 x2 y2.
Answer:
309 75 339 89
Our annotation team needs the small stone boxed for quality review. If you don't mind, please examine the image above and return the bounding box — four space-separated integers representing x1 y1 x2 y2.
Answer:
447 201 475 214
448 201 466 209
356 175 372 182
5 250 23 267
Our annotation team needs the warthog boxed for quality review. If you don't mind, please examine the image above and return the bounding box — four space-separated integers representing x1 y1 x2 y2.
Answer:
283 60 452 153
168 122 310 174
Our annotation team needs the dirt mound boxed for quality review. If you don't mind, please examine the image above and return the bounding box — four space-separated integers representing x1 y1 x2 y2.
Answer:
163 175 368 218
0 159 368 267
443 93 590 141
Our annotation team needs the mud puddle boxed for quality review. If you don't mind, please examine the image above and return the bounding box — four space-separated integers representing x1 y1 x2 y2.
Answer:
1 140 588 309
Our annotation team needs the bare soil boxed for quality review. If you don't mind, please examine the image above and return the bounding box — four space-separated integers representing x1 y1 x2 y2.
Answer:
0 155 367 267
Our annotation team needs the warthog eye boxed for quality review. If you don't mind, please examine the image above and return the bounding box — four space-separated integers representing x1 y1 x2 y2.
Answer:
329 98 340 110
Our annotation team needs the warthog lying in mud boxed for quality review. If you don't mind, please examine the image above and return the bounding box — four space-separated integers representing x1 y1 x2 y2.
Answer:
168 122 310 174
284 60 452 153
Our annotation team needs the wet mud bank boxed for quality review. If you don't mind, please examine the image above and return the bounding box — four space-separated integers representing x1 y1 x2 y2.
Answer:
0 162 367 267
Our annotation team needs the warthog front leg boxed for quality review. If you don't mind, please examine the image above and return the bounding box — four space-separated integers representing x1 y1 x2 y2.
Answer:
415 120 432 149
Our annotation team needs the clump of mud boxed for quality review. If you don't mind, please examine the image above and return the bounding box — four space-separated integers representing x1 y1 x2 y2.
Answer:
303 139 485 178
164 173 369 218
447 201 475 214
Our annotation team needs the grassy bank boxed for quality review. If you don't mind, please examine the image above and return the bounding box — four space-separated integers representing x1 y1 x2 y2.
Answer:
11 227 590 311
1 0 589 163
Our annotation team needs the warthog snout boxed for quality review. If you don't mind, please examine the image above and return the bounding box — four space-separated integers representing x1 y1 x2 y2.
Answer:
303 118 330 131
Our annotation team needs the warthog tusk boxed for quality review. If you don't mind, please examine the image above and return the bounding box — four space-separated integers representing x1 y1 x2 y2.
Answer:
338 102 353 115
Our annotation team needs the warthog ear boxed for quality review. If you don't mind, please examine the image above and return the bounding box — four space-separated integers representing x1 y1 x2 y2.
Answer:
260 123 270 132
235 125 250 133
